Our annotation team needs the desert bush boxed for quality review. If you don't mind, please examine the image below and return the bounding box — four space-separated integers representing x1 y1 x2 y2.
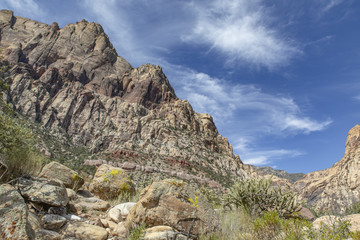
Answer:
304 217 352 240
199 208 252 240
224 178 301 218
199 186 223 208
0 112 46 181
346 201 360 215
128 223 146 240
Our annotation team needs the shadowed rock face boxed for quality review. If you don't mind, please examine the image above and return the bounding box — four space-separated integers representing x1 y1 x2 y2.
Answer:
294 125 360 214
0 10 249 182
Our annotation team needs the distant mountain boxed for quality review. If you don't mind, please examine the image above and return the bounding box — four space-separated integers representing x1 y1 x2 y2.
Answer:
254 166 304 183
294 125 360 214
0 10 250 187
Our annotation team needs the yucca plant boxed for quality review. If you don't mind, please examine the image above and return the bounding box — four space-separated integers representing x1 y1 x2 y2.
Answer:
224 178 301 218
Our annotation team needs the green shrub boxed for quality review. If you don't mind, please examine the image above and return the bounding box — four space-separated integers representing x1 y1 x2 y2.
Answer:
200 186 223 208
224 178 300 218
303 217 352 240
0 113 45 181
253 210 282 239
128 223 146 240
346 201 360 215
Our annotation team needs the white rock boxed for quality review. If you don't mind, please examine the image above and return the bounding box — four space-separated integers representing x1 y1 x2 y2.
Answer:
108 202 136 223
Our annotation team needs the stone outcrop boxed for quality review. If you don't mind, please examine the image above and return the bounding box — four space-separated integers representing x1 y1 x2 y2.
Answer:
108 202 136 223
0 184 35 240
143 226 188 240
125 179 219 236
17 176 69 207
313 214 360 233
39 161 84 189
0 10 249 185
294 124 360 214
89 164 135 200
61 221 108 240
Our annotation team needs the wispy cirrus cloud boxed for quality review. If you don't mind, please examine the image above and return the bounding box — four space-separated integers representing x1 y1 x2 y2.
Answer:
182 0 301 70
163 63 331 165
322 0 346 12
165 64 332 136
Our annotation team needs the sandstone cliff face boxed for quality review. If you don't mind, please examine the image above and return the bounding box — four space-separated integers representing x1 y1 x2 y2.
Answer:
294 125 360 214
0 10 249 183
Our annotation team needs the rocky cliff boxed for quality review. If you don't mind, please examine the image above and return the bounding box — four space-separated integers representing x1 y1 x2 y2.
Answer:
0 10 249 185
294 125 360 214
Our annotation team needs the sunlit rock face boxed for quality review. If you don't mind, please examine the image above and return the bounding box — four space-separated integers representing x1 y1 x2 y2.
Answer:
294 124 360 214
0 10 249 183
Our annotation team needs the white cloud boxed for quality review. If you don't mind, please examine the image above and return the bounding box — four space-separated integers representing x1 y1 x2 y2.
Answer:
164 64 331 135
182 0 301 69
233 138 304 165
1 0 46 20
161 63 331 165
80 0 193 67
322 0 345 12
81 0 140 64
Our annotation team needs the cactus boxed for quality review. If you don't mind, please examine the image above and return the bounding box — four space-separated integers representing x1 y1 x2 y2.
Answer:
224 178 300 218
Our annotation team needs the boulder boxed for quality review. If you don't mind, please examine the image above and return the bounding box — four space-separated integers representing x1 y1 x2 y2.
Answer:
39 161 84 189
143 226 188 240
0 184 35 240
69 196 111 214
28 212 42 231
66 188 77 200
298 207 315 221
61 221 108 240
17 176 69 207
312 215 339 230
113 222 129 238
312 215 360 232
42 214 67 230
89 164 135 200
35 229 61 240
345 214 360 232
125 179 219 236
108 202 136 223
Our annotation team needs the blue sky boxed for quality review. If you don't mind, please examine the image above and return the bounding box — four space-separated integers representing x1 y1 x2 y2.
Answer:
1 0 359 173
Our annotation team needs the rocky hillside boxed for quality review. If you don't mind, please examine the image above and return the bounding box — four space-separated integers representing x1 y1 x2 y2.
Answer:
294 124 360 214
0 10 250 186
254 166 304 183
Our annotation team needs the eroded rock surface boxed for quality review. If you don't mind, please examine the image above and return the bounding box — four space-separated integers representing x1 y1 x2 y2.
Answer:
0 184 35 240
295 124 360 214
17 176 69 207
0 10 249 185
39 161 84 189
89 164 135 200
125 179 219 236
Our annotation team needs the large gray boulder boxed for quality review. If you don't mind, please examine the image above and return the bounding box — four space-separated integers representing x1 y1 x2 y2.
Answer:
17 176 69 207
0 184 35 240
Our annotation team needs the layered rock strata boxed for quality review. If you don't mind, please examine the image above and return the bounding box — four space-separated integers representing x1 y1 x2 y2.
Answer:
294 125 360 213
0 10 249 183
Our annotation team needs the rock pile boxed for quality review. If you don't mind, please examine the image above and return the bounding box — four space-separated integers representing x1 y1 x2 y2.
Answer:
0 161 220 239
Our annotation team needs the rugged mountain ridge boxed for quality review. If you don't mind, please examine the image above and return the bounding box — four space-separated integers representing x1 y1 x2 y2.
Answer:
295 124 360 214
0 10 249 185
255 166 304 183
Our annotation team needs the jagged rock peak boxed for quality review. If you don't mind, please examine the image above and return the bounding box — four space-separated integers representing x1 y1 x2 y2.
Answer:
294 124 360 214
345 124 360 155
0 10 248 183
